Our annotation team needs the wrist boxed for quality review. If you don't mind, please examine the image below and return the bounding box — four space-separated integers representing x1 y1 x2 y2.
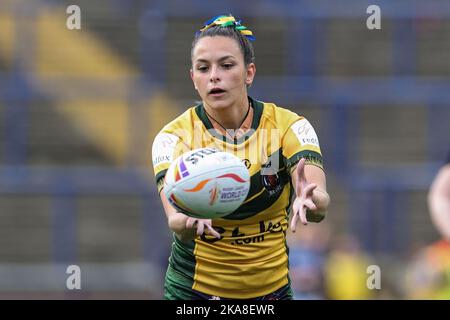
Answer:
168 212 188 233
168 212 198 242
312 189 330 210
306 209 327 223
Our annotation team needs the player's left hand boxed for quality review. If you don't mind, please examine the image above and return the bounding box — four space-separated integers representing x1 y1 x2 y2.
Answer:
186 217 221 238
290 158 317 232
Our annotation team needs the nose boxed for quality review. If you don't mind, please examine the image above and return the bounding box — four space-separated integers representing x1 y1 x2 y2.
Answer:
209 65 220 83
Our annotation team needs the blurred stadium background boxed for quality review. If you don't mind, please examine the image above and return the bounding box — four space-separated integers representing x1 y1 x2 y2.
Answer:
0 0 449 299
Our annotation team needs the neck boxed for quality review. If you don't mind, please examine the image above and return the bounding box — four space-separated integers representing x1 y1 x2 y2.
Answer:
204 96 250 130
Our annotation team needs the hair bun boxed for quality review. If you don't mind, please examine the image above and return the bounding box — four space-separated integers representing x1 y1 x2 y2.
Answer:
197 14 255 41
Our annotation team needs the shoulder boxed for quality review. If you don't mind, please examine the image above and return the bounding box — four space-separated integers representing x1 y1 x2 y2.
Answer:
151 106 200 181
258 100 306 131
151 106 197 163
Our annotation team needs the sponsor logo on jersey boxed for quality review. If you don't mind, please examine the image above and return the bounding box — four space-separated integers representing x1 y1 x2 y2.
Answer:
152 133 179 166
290 119 320 148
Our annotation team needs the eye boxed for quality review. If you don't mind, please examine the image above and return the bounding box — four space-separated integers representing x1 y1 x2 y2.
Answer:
222 63 234 69
197 65 209 72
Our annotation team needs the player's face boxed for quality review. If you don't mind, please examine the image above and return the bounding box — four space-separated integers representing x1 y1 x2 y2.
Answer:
191 36 255 110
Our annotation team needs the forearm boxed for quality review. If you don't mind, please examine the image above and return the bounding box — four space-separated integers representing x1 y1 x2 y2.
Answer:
291 162 330 223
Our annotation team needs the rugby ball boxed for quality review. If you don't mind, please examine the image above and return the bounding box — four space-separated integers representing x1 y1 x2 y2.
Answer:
163 148 250 219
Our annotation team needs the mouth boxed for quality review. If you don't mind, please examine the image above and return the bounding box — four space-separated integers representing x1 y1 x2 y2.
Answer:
209 88 226 95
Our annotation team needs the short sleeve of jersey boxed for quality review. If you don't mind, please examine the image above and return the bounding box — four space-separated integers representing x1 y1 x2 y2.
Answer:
282 117 324 172
151 132 186 193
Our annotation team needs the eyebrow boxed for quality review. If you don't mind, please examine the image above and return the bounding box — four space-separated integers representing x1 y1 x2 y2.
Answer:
195 55 236 64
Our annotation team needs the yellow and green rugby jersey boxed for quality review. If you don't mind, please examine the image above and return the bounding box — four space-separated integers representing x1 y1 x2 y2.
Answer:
151 97 323 299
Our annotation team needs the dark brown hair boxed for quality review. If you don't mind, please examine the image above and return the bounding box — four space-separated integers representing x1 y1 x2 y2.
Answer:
191 25 255 66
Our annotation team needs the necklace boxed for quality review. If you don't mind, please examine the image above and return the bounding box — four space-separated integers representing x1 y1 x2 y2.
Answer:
204 101 251 140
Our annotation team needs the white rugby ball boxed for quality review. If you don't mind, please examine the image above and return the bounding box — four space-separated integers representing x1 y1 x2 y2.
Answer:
163 148 250 219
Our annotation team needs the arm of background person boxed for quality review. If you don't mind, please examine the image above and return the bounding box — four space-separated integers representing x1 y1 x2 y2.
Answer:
428 163 450 240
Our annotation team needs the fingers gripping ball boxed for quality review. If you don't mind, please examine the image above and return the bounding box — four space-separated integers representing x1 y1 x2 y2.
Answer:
164 148 250 219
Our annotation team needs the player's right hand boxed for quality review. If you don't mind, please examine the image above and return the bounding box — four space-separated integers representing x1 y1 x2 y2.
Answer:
290 158 318 232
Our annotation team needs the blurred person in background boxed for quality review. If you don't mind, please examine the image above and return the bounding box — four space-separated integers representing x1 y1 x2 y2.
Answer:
288 222 331 299
428 148 450 241
404 148 450 299
151 15 330 300
404 241 450 299
324 234 374 300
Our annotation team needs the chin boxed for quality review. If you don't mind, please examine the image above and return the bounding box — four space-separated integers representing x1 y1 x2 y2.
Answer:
205 98 232 110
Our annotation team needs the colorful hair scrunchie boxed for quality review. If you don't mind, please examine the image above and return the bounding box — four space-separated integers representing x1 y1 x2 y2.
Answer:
197 14 256 41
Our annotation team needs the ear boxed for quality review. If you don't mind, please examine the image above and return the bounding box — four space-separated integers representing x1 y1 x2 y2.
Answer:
190 69 198 90
245 63 256 86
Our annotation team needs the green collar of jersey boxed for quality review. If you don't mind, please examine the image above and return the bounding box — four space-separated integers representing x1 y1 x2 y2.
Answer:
195 96 264 145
